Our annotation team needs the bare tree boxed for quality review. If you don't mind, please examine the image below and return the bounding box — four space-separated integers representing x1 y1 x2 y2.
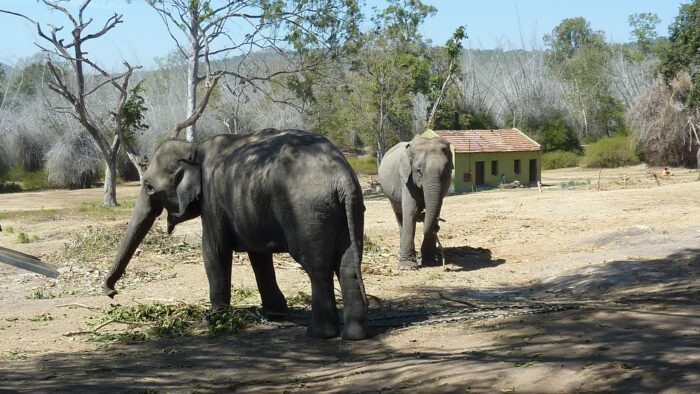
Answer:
1 0 147 206
146 0 361 141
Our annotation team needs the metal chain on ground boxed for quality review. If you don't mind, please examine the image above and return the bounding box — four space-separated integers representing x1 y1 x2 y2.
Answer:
256 303 581 329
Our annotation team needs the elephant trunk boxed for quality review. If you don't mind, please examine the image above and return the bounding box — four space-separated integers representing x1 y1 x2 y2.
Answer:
422 181 444 238
103 190 162 298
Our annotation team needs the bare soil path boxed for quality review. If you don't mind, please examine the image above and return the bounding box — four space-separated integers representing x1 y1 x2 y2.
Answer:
0 166 698 392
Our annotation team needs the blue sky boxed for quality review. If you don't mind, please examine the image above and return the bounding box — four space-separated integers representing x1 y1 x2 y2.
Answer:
0 0 688 70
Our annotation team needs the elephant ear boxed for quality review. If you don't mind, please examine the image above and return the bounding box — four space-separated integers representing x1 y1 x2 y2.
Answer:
174 159 201 217
399 143 413 184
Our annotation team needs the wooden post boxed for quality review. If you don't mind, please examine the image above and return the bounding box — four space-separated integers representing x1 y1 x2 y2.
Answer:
597 169 602 191
537 181 542 194
623 174 627 189
652 172 660 186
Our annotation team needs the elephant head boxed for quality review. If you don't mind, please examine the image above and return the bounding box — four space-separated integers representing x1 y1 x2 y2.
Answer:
103 140 202 297
400 136 453 241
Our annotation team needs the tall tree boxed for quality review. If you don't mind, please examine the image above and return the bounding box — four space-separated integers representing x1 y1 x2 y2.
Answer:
545 17 622 138
628 12 661 56
659 0 700 107
354 0 435 163
1 0 147 206
147 0 361 142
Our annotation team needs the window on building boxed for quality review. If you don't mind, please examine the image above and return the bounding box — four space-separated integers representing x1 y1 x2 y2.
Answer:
463 172 472 182
514 159 521 174
491 160 498 176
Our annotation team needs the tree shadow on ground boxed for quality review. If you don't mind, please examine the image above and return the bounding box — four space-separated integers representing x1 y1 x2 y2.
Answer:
441 246 506 272
1 249 699 392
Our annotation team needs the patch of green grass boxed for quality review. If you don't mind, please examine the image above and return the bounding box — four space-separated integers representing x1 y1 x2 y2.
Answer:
6 349 28 360
29 313 54 322
363 234 386 254
78 199 136 213
6 167 53 190
231 287 257 304
346 155 378 175
4 226 14 233
287 291 312 307
27 287 56 300
17 231 39 243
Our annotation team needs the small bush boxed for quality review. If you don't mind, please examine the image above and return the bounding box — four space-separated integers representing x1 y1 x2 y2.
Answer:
16 232 37 244
0 182 22 194
542 151 581 170
346 155 377 175
6 166 52 190
45 132 101 188
581 135 641 168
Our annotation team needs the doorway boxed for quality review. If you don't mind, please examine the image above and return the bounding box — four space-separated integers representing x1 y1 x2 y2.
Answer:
475 161 485 185
529 159 537 183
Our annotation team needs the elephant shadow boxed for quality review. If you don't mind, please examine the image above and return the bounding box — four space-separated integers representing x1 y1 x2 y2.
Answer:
441 246 506 272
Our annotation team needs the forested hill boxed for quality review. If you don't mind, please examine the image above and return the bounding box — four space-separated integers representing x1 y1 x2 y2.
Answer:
1 1 699 195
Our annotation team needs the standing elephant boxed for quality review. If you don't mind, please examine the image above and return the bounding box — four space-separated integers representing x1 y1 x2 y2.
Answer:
378 135 452 270
103 129 369 340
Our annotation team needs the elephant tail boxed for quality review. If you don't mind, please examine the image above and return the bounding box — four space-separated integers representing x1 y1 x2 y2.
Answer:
343 184 368 309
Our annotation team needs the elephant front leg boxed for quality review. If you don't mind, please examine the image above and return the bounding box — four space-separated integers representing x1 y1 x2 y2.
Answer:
202 225 233 314
398 186 419 270
420 228 441 267
248 251 287 315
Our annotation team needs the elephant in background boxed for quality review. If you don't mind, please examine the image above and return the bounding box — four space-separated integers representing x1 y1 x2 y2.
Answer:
378 135 453 270
103 129 369 340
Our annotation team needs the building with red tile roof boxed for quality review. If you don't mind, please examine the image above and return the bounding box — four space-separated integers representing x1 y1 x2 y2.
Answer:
423 128 541 192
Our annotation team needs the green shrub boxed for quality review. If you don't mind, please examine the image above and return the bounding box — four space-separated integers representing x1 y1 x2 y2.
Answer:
581 135 641 168
0 182 22 194
542 150 581 170
346 155 377 175
6 166 52 190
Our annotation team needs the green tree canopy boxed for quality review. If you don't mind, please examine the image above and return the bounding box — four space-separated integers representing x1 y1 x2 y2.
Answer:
659 0 700 106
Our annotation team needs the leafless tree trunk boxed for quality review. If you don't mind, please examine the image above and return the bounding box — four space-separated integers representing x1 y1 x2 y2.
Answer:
1 1 146 206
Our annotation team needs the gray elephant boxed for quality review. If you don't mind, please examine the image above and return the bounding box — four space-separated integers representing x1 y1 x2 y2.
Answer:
378 135 452 270
103 128 369 340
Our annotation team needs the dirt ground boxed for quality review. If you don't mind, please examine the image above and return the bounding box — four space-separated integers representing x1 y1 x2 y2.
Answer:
0 164 699 393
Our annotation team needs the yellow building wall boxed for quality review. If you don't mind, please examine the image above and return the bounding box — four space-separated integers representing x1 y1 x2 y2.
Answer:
423 129 541 193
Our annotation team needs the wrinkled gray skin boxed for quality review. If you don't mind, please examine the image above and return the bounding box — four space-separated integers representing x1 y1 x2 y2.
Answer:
378 136 452 270
103 129 369 340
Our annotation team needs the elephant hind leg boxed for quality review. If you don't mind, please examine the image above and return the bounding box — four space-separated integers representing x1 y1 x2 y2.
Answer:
249 251 287 315
302 252 340 339
337 241 369 340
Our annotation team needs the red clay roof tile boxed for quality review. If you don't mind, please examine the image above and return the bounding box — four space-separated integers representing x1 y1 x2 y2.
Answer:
434 129 540 153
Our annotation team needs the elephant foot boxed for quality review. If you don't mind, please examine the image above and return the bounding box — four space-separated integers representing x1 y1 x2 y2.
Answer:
419 253 442 267
307 321 340 339
398 259 420 270
342 320 370 340
262 298 288 317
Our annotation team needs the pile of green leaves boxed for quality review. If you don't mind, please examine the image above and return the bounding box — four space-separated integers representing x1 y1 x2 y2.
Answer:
89 302 263 342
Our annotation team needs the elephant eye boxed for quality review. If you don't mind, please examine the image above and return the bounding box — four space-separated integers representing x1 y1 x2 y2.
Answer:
144 182 156 195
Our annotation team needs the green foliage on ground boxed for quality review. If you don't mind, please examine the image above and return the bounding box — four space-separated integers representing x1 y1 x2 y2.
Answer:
346 155 378 175
88 302 264 341
581 135 641 168
542 151 582 170
5 166 52 190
